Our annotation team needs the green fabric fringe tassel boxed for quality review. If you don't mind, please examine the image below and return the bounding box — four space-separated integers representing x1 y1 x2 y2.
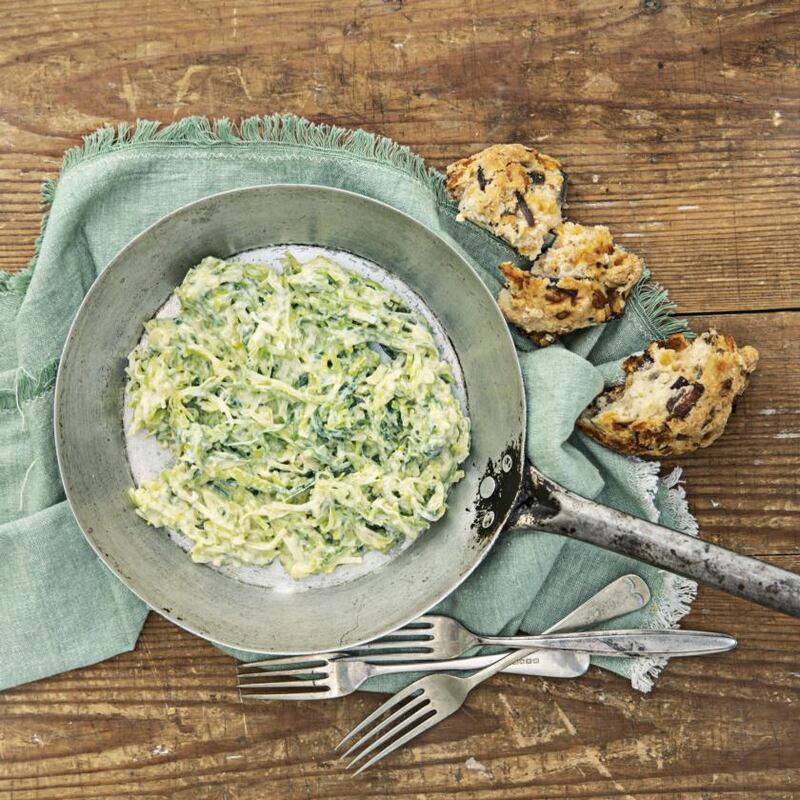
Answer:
1 113 690 356
57 114 451 204
0 358 60 411
0 267 34 295
1 114 453 298
629 278 692 341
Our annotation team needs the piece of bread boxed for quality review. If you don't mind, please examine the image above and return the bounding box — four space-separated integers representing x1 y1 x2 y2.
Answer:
445 144 566 259
577 330 759 456
497 222 644 346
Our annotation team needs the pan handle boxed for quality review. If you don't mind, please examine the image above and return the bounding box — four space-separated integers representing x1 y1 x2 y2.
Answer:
508 466 800 618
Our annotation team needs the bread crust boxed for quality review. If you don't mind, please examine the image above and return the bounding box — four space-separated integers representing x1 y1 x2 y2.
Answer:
577 331 759 456
497 222 644 346
445 144 565 259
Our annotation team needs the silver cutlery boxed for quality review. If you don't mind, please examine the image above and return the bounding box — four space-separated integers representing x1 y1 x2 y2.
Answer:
238 574 650 701
335 574 651 662
417 628 736 657
238 651 588 702
337 629 736 773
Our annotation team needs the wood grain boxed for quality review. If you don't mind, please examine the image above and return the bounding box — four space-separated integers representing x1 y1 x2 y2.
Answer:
2 584 799 800
0 0 799 312
1 0 799 797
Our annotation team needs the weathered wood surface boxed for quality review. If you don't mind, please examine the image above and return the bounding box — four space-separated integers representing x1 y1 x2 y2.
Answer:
1 0 799 314
1 0 798 797
2 594 800 800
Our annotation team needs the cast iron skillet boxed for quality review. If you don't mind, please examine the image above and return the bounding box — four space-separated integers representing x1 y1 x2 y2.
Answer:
55 186 800 655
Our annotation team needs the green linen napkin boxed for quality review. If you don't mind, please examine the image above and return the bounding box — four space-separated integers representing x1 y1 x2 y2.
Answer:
0 115 697 693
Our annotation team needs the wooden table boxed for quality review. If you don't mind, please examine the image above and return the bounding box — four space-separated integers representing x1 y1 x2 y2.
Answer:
1 1 799 797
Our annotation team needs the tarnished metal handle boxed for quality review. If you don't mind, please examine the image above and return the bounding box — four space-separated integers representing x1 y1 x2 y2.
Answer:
485 628 737 657
369 574 652 678
363 648 588 678
479 574 650 642
511 467 800 618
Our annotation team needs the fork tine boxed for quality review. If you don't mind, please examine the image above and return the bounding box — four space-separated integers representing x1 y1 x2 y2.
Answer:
350 709 442 775
339 695 429 760
238 666 328 680
336 651 434 663
241 618 438 670
239 655 331 669
369 618 435 634
240 690 333 701
393 616 436 628
342 642 433 655
237 679 328 690
335 684 424 750
346 636 433 650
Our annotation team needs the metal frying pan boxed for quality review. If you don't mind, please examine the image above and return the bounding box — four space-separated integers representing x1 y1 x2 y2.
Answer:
55 186 800 656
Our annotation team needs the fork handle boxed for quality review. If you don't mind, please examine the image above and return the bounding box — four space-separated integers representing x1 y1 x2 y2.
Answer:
479 629 737 657
462 576 660 689
475 574 650 648
364 649 589 678
364 574 650 680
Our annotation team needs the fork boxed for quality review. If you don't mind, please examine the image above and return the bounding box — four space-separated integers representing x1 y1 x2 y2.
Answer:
238 574 650 701
239 575 650 667
335 574 650 661
338 628 737 773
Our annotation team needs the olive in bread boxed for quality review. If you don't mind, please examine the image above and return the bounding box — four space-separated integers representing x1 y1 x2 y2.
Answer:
445 144 566 260
577 330 759 456
497 222 644 346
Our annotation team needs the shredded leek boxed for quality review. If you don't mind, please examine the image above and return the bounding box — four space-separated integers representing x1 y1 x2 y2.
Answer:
126 253 470 578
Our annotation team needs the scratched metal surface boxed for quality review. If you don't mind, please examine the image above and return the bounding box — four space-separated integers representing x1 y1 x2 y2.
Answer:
55 185 525 654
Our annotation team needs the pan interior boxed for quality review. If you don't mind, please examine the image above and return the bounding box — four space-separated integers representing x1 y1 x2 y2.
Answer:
124 243 468 591
56 185 525 653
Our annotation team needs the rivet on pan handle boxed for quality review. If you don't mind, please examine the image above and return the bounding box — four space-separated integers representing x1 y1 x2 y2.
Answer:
508 466 800 619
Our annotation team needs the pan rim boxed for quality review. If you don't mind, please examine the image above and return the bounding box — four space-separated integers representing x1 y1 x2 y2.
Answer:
54 183 527 653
